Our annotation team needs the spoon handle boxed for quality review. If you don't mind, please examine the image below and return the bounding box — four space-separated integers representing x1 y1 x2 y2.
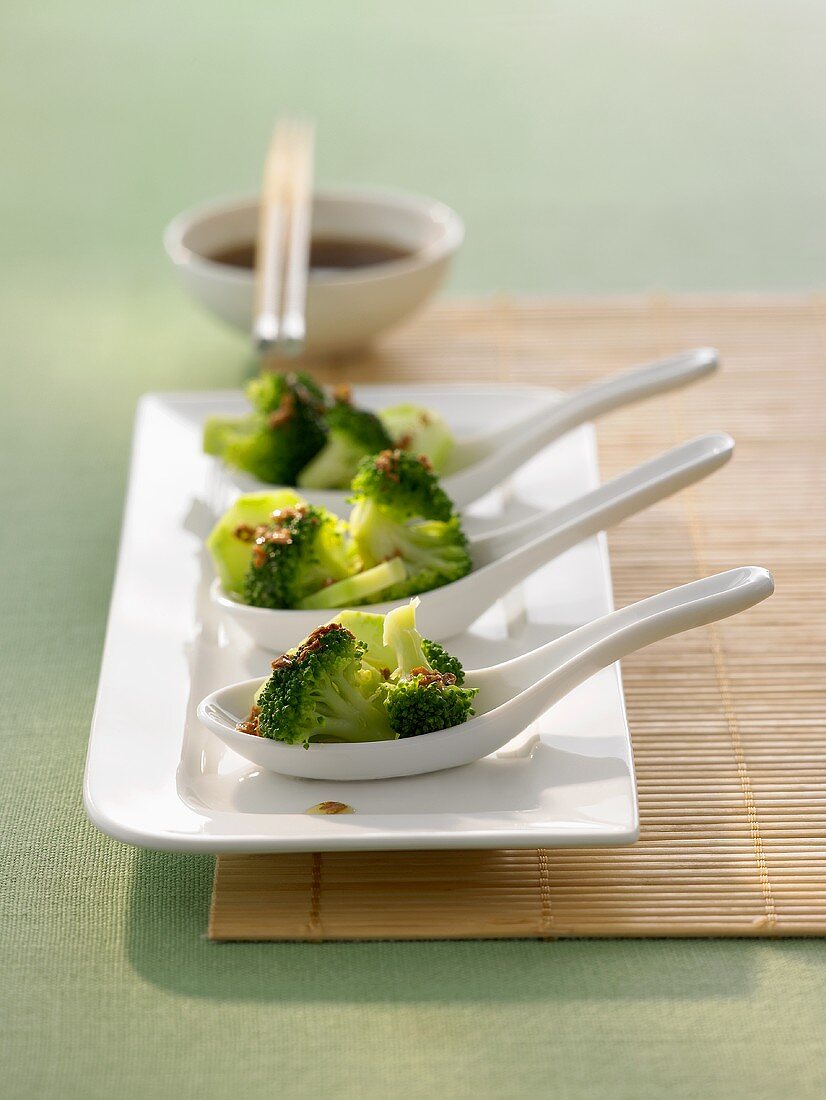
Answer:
446 348 718 508
489 567 774 719
464 433 733 615
471 432 734 565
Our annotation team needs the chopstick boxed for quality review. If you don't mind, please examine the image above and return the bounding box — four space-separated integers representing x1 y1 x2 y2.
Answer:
280 120 314 351
252 118 315 356
252 120 290 351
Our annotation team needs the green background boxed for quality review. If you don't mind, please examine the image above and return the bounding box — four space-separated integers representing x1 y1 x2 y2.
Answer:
2 2 825 1098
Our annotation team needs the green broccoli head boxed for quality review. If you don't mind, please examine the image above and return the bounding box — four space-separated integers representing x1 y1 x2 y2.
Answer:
349 450 455 522
240 503 356 609
246 371 326 416
383 670 478 738
254 624 396 745
348 450 471 600
297 396 394 490
206 371 327 485
326 398 393 452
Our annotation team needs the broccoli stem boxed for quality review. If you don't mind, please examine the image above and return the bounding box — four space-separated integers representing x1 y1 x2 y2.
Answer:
318 675 396 742
296 435 359 491
296 557 407 610
350 498 406 568
382 600 430 674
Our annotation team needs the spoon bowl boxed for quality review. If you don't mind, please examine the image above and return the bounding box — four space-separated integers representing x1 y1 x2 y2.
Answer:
219 348 719 514
198 566 774 780
212 432 735 650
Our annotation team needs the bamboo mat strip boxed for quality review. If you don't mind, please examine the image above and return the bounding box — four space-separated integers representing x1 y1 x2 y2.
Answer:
209 294 826 940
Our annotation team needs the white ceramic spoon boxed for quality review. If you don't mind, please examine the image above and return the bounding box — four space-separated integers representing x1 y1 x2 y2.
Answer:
198 566 773 780
224 347 719 513
212 432 734 650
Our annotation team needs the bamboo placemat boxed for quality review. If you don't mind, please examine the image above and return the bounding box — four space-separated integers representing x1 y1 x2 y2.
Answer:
209 295 826 940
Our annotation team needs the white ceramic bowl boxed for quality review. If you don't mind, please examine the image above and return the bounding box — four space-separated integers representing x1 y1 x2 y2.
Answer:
163 187 463 354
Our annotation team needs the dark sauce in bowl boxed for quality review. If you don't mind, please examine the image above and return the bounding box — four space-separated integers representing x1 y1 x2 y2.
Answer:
207 236 412 275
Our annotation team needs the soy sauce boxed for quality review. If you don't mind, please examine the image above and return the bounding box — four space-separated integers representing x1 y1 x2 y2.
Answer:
207 236 411 274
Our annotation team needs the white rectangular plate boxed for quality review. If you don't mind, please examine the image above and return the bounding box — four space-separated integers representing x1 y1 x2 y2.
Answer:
84 385 638 852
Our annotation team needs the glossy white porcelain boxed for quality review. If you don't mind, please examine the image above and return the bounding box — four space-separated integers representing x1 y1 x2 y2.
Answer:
84 386 643 851
164 187 463 354
212 432 735 651
199 567 773 781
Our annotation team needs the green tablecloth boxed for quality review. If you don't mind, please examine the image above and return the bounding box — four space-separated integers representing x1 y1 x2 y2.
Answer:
3 2 825 1097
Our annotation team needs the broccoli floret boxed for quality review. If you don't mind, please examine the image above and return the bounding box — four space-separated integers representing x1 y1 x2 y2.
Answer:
380 601 477 738
353 514 470 601
421 639 466 685
349 451 471 600
384 674 477 737
254 624 396 745
350 449 455 522
222 418 318 485
242 604 474 746
378 403 455 472
240 503 356 609
205 372 327 485
206 490 305 596
246 370 326 415
297 394 394 490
